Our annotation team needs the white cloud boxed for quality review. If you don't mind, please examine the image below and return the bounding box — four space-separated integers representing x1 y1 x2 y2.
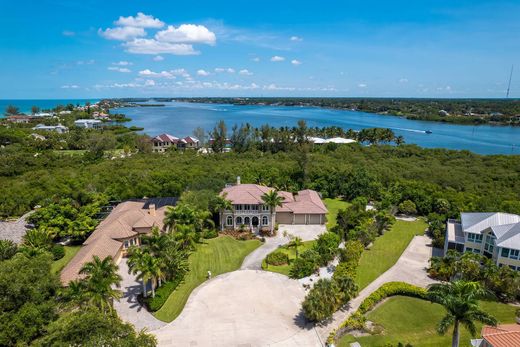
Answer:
214 67 235 73
61 84 80 89
98 26 146 41
197 69 210 76
108 67 131 73
290 36 302 42
153 55 164 61
291 59 302 65
358 83 367 88
62 30 75 37
264 83 295 91
252 57 260 62
112 61 133 66
399 78 409 83
124 39 198 55
144 79 156 86
115 12 164 28
239 69 253 76
155 24 216 45
76 60 95 65
138 69 175 78
270 55 285 62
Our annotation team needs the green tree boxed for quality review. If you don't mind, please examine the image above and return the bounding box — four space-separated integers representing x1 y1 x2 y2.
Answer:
210 120 227 153
212 194 233 230
428 281 497 347
398 200 417 215
79 256 122 313
261 190 284 232
174 224 199 250
31 105 40 115
0 240 17 260
288 236 303 259
302 278 343 322
4 105 19 116
313 232 340 266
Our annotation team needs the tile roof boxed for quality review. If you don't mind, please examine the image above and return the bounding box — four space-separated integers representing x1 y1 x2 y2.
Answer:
153 134 179 143
183 136 199 143
482 324 520 347
221 184 327 215
60 199 173 285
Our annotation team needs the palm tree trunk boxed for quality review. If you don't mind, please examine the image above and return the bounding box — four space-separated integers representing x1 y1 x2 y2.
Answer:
270 210 274 233
452 320 460 347
142 279 147 297
151 278 156 298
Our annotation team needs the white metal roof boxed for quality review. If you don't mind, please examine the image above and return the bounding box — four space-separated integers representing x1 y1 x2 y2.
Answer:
461 212 520 234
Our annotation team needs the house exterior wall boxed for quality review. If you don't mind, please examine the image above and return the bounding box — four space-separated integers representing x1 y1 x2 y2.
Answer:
496 255 520 269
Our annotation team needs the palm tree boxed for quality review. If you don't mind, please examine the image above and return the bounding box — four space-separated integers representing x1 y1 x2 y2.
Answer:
127 247 151 297
79 256 122 313
213 194 232 230
175 224 199 250
261 190 284 233
288 236 303 259
428 280 497 347
164 204 197 231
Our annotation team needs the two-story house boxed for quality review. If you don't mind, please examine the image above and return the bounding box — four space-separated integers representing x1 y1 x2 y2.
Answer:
219 177 327 231
152 134 200 152
445 212 520 271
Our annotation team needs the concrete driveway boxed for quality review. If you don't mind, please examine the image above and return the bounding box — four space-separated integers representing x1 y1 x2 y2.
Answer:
153 270 323 347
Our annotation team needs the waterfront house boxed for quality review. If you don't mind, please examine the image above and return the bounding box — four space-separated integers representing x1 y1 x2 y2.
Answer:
6 115 34 124
445 212 520 271
219 177 327 231
74 119 102 129
60 198 176 285
152 134 200 152
32 123 68 134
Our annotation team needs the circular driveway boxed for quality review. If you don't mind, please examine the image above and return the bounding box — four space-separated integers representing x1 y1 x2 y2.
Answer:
153 270 322 347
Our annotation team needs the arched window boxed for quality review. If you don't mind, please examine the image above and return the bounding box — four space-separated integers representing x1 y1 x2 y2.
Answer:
236 216 243 225
226 216 233 226
244 217 250 225
262 216 269 226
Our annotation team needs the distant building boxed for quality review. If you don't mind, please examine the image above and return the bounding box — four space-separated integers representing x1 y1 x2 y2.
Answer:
308 136 356 145
32 123 68 134
181 136 200 149
74 119 102 129
6 115 34 124
152 134 200 152
445 212 520 271
439 109 450 117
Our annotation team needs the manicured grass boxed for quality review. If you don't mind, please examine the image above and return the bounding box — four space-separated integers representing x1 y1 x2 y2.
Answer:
262 240 316 276
154 236 261 322
323 198 351 230
356 219 427 290
51 245 81 274
339 296 517 347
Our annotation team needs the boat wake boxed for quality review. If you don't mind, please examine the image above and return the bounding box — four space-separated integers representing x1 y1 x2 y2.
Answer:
392 127 427 134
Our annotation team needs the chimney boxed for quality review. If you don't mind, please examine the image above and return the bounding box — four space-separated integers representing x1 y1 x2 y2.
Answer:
237 176 241 185
149 203 156 216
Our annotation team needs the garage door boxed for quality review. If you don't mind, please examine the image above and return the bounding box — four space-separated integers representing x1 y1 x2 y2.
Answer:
276 212 293 224
308 214 322 224
294 214 306 224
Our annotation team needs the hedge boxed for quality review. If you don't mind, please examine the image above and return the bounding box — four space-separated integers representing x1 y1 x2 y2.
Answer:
266 250 289 266
145 274 185 311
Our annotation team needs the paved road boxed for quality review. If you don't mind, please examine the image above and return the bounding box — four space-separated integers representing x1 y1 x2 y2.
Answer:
314 235 436 341
114 260 167 332
153 270 323 347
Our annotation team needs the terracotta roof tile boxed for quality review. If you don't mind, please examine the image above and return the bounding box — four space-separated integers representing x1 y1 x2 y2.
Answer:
482 324 520 347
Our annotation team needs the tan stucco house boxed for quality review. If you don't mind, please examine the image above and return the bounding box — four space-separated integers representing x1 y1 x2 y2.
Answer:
219 178 327 231
60 198 175 285
445 212 520 271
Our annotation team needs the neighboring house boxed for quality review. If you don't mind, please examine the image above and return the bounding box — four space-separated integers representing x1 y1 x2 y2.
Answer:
6 115 34 123
471 324 520 347
32 123 68 134
74 119 102 129
152 134 200 152
445 212 520 271
219 177 327 231
308 136 357 145
60 198 176 285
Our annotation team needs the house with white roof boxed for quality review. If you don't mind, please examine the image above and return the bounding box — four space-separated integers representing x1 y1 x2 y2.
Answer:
74 119 102 129
219 177 328 231
445 212 520 271
32 123 68 134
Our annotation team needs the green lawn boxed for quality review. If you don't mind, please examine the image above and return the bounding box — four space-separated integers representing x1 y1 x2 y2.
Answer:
51 245 81 274
356 219 427 290
154 236 261 322
323 198 351 230
262 240 316 276
339 296 517 347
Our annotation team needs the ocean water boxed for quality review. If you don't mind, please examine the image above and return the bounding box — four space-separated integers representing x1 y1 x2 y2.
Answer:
0 99 99 115
114 101 520 155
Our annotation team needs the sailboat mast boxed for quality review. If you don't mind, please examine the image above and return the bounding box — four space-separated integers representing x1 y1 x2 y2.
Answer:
506 65 514 98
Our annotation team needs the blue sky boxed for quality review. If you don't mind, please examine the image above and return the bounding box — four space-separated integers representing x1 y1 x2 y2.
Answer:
1 0 519 98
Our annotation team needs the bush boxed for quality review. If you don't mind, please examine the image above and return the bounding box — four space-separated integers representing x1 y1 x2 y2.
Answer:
146 275 184 311
313 232 340 266
289 249 320 279
398 200 417 215
339 240 364 263
51 244 65 260
0 240 18 260
358 282 427 314
203 229 218 239
302 278 343 322
266 250 289 266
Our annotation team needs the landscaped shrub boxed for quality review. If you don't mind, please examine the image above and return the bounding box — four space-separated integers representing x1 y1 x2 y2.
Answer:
203 229 218 239
398 200 417 215
146 274 185 311
332 271 358 303
313 232 340 266
302 278 343 322
358 282 427 314
266 250 289 266
289 249 320 279
0 240 18 260
51 244 65 260
339 240 364 263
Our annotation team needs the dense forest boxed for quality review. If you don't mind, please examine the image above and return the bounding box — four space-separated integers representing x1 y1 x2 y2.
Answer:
170 97 520 125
